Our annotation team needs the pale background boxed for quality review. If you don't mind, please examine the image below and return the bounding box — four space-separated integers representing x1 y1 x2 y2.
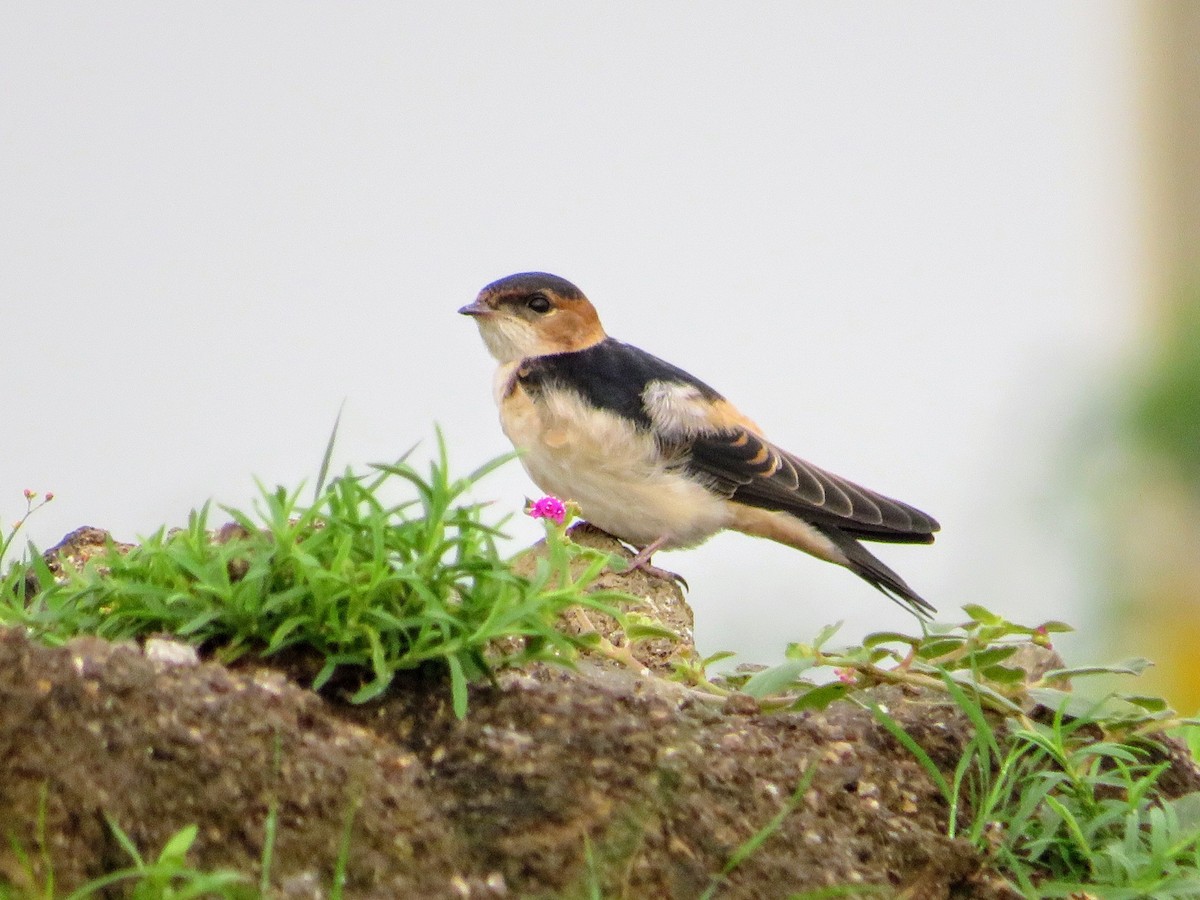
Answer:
2 4 1147 665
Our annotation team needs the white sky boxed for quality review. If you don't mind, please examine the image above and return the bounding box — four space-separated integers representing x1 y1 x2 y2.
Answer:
2 4 1142 664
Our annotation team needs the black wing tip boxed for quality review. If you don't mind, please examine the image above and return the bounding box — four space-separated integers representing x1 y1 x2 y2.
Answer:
910 526 939 545
840 513 940 549
879 501 941 541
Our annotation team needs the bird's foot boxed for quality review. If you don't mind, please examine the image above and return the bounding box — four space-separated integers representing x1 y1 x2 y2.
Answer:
624 559 689 591
571 526 689 590
620 538 689 591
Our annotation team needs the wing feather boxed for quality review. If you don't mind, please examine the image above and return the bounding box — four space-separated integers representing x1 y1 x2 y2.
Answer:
684 426 939 544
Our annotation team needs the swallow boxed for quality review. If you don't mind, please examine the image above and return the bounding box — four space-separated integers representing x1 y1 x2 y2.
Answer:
459 272 940 616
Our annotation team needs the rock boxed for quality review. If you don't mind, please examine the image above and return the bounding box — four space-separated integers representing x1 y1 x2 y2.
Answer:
0 622 1044 898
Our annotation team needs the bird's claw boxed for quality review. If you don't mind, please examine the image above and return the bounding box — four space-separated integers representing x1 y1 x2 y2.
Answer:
617 556 689 591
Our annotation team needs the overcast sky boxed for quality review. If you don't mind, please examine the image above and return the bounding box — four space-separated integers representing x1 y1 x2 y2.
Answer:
2 4 1142 664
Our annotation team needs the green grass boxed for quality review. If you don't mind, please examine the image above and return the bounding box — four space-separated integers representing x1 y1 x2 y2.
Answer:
66 820 252 900
681 606 1200 896
0 436 643 896
2 791 253 900
925 694 1200 897
698 764 825 900
0 434 631 717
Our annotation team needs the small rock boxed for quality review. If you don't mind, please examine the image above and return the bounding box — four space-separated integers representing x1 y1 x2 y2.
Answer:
277 870 324 900
722 692 760 716
143 637 200 669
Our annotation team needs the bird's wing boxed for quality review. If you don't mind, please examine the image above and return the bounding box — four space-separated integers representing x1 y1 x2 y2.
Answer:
682 424 939 543
520 339 938 545
634 374 938 544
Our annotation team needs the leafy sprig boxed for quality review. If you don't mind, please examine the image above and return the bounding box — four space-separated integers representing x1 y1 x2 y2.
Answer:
0 437 632 717
688 605 1197 737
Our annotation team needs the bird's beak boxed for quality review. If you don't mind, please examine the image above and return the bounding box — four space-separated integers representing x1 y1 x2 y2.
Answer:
457 299 493 317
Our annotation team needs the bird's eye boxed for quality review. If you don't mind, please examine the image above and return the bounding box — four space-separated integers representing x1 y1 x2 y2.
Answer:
526 294 552 314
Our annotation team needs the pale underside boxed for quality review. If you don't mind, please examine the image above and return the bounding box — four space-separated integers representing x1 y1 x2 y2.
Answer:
495 366 848 564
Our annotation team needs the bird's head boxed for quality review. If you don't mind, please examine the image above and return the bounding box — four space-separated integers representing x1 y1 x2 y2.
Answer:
458 272 607 363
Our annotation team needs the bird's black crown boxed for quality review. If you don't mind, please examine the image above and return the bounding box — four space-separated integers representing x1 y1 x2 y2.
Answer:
482 272 586 301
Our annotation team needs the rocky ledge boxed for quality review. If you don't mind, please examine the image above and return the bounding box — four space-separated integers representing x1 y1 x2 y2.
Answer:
1 527 1194 898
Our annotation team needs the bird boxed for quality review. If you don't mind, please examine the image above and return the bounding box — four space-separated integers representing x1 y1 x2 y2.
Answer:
459 271 940 617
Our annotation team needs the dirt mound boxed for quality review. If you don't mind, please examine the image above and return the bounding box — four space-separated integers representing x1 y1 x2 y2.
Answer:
3 526 1191 897
0 639 1023 897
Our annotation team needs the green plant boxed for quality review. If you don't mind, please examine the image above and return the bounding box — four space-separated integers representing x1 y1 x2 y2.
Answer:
2 782 55 900
682 607 1200 895
1009 722 1200 895
2 810 251 900
697 765 837 900
0 489 53 567
694 605 1193 737
63 820 251 900
329 790 361 900
1 435 632 716
922 695 1200 897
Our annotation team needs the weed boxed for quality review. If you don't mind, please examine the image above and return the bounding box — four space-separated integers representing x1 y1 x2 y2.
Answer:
0 435 631 717
63 819 252 899
0 817 251 900
682 606 1200 895
699 765 823 900
0 490 53 568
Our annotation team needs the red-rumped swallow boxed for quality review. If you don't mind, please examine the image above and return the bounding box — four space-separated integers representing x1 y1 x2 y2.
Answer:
459 272 939 616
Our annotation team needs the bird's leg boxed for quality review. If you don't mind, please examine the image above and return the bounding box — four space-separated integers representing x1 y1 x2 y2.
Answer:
624 534 668 570
621 536 688 590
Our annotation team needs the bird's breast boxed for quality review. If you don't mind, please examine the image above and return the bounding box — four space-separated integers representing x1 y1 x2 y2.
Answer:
493 364 730 549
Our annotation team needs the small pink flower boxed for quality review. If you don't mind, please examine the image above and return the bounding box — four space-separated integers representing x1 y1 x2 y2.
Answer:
1033 625 1053 649
835 667 857 685
526 495 566 525
23 489 35 501
43 492 54 502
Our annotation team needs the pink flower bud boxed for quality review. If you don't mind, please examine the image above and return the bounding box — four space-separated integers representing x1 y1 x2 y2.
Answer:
526 495 566 525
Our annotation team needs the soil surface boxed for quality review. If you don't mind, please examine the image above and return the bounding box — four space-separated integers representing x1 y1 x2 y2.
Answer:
1 526 1195 898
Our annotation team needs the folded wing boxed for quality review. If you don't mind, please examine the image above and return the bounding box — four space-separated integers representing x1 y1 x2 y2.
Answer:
684 426 939 545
